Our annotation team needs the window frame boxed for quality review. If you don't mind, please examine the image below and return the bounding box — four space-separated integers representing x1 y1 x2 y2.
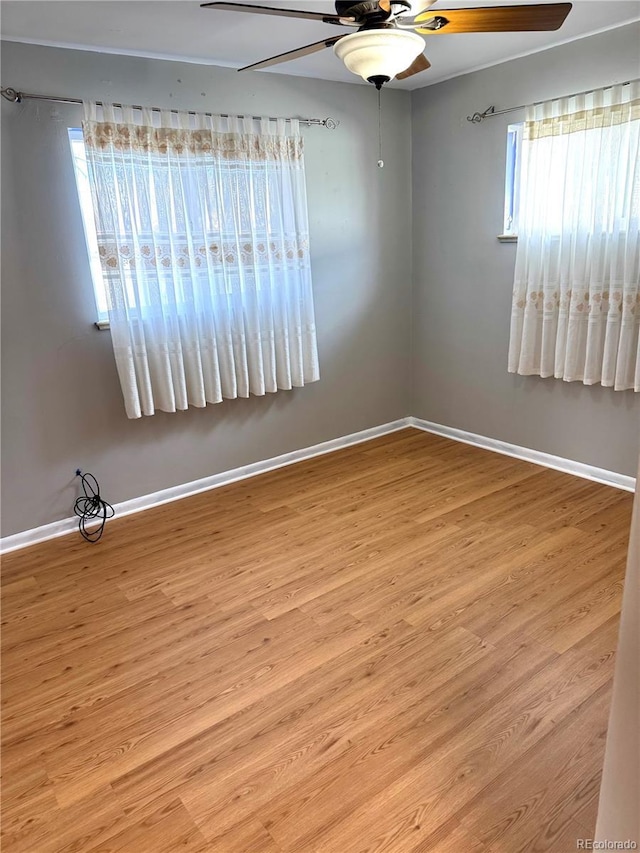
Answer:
500 122 523 241
68 128 112 327
69 126 304 329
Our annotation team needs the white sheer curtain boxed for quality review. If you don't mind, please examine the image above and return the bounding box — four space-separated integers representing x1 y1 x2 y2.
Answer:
82 102 319 418
508 82 640 391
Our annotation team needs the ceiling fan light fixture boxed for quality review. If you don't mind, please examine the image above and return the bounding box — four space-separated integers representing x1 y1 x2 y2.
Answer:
333 29 424 86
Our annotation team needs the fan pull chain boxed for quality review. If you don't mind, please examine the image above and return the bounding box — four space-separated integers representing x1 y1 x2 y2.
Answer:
377 87 384 168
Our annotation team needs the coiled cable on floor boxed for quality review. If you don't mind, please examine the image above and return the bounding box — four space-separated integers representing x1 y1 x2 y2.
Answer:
74 471 114 542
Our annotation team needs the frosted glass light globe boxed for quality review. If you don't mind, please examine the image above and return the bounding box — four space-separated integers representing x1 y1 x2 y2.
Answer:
334 29 424 84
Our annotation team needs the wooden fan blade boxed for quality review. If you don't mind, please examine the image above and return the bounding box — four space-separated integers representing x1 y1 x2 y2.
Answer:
415 3 572 34
201 2 355 26
395 52 431 79
238 35 345 71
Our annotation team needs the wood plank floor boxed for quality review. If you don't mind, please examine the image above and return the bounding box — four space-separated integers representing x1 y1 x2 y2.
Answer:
1 429 633 853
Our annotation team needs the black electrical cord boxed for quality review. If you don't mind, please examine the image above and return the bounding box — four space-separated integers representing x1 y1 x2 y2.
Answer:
74 470 114 542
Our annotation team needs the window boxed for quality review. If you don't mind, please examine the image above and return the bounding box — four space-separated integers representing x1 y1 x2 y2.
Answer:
72 102 319 418
507 82 640 391
502 123 523 238
68 128 109 324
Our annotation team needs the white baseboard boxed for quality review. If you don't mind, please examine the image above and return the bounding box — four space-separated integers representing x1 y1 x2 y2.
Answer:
0 419 410 554
2 416 634 554
406 417 636 493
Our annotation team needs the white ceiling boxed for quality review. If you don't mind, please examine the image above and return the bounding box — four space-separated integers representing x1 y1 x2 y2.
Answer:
1 0 639 90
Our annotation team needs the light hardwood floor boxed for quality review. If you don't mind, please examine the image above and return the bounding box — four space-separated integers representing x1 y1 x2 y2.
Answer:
1 429 633 853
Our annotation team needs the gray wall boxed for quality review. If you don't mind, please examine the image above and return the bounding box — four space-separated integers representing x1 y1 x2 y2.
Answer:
0 42 412 536
411 23 640 477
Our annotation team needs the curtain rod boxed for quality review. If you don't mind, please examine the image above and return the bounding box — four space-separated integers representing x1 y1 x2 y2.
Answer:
0 87 339 129
466 76 640 123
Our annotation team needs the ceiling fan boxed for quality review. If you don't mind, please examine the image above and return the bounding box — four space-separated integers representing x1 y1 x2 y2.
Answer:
201 1 573 88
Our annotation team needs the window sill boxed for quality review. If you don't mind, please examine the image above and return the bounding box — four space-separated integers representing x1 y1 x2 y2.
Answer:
95 320 110 330
497 234 518 243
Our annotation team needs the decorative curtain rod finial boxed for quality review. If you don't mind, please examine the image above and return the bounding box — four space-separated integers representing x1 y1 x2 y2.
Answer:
466 105 495 123
1 87 22 104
